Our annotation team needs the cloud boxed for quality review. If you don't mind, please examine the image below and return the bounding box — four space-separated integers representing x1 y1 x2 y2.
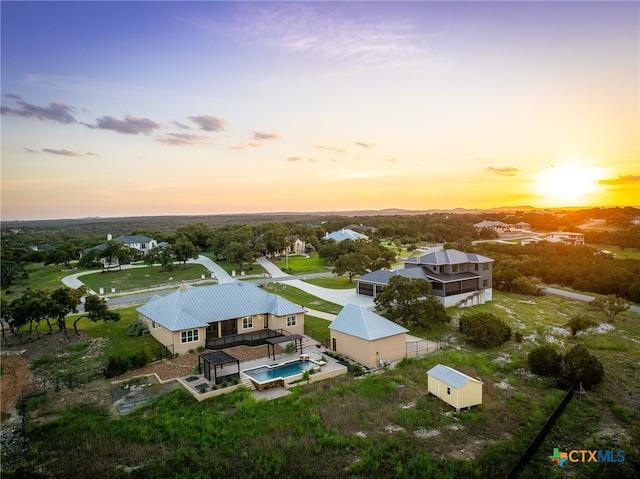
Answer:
86 152 99 156
383 158 399 164
286 157 302 162
236 3 429 67
189 115 227 132
171 120 191 130
42 148 82 157
253 131 280 141
315 145 346 154
89 114 161 135
1 94 76 124
486 166 519 177
355 142 375 148
156 133 209 146
230 142 260 150
23 147 39 154
599 175 640 185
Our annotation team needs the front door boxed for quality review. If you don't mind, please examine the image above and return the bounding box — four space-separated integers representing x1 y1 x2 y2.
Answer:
332 337 337 351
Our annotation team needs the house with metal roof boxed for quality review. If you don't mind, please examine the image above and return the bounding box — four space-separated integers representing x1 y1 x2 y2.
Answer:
473 220 511 232
427 364 483 412
328 304 408 369
323 228 369 242
356 249 494 308
137 283 306 355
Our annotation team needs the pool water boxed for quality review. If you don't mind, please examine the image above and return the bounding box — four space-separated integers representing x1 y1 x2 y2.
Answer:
243 360 316 383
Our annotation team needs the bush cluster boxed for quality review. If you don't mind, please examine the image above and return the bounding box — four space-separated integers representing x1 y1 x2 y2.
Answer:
459 312 511 348
527 344 604 390
126 320 148 337
103 351 150 378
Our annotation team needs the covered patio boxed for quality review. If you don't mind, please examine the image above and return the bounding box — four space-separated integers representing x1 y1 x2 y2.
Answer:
198 351 240 384
265 334 304 360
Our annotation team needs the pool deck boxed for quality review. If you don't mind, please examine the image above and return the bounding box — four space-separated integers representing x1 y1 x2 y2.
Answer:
178 335 348 401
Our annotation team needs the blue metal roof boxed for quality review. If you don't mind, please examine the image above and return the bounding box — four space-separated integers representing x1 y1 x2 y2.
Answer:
324 229 368 242
427 364 482 388
329 304 408 340
137 283 305 332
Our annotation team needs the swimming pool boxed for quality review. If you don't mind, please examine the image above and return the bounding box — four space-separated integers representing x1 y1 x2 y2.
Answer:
243 359 318 384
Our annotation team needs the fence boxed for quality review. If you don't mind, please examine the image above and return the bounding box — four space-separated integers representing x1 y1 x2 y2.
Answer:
304 326 330 348
406 338 440 358
506 386 575 479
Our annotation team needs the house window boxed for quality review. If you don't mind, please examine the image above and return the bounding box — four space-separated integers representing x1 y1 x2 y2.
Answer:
475 264 478 271
439 265 444 273
263 315 269 329
151 321 158 330
181 329 199 343
483 279 488 287
287 315 296 327
242 316 253 330
447 387 451 395
483 263 489 271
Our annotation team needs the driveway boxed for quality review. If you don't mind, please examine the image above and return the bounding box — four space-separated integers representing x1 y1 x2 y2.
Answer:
542 287 640 314
257 257 374 308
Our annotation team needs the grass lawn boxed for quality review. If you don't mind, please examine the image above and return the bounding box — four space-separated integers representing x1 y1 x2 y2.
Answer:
263 282 342 315
302 275 356 289
273 252 330 274
200 252 267 275
304 315 331 344
75 305 163 359
79 264 207 293
590 244 640 260
1 263 73 302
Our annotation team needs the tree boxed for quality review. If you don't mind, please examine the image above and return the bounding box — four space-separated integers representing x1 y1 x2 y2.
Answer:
0 261 27 288
528 344 562 377
10 288 51 337
145 244 175 271
102 240 128 271
43 242 78 268
176 223 214 249
566 315 597 337
589 295 630 323
49 287 85 339
374 276 449 328
173 235 199 266
72 294 120 336
459 312 511 348
334 253 369 282
559 344 604 390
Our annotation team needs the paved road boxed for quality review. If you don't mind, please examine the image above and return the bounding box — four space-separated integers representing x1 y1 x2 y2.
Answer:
542 287 640 314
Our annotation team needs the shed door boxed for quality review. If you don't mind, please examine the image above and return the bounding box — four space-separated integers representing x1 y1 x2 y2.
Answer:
431 378 439 396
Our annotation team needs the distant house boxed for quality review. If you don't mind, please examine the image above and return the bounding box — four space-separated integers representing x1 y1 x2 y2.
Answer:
329 304 408 369
323 228 369 242
356 249 493 308
514 222 531 231
137 283 306 355
427 364 483 413
284 235 306 255
344 224 378 234
473 220 511 233
631 216 640 226
544 232 585 245
82 233 159 266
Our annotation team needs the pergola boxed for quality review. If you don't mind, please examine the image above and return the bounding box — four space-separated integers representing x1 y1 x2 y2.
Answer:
265 334 304 360
198 351 240 383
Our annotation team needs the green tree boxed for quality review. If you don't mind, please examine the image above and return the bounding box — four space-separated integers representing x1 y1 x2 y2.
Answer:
459 312 511 348
145 244 175 272
173 235 199 266
72 294 120 336
176 222 214 249
374 276 448 328
102 240 128 271
566 315 597 337
560 344 604 390
49 287 85 339
589 295 630 323
528 344 562 377
43 242 78 268
0 261 27 288
333 253 369 282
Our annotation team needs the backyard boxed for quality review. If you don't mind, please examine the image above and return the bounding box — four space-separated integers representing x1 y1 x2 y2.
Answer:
4 290 638 478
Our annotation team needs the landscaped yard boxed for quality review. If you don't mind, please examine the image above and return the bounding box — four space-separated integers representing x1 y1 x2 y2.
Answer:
1 263 74 302
273 252 329 274
200 252 268 276
79 264 208 293
302 275 356 289
264 282 342 314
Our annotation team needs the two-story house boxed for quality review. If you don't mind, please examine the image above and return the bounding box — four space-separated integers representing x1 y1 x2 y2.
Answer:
356 249 494 308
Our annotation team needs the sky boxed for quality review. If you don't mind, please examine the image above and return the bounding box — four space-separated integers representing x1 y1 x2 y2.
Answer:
1 1 638 220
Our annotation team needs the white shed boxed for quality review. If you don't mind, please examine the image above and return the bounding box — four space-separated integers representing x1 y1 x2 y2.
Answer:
427 364 483 412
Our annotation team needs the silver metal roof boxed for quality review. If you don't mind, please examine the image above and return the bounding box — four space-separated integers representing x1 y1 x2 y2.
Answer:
405 249 493 266
427 364 482 388
137 283 305 332
329 303 408 340
324 229 368 242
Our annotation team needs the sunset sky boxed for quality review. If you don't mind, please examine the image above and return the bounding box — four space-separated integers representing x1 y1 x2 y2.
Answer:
2 1 638 220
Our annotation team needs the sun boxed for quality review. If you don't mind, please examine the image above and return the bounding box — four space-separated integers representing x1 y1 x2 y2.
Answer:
534 162 604 205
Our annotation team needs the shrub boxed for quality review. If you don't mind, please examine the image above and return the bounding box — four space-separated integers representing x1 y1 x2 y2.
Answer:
514 331 523 343
126 320 147 337
284 342 296 354
559 344 604 390
129 350 149 369
459 312 511 348
528 344 562 377
104 356 129 378
511 276 545 296
566 315 597 337
350 364 365 377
